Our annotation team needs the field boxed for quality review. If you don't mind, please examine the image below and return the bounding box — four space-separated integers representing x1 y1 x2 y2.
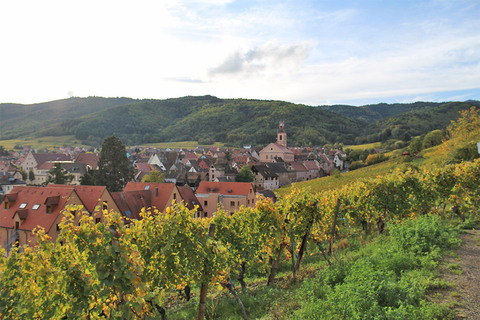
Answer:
344 142 381 150
0 136 89 150
276 157 400 196
0 137 226 151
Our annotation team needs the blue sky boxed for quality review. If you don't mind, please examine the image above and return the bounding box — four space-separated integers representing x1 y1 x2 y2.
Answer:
1 0 479 106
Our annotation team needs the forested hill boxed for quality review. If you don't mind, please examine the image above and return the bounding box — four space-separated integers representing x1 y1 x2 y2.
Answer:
318 101 443 123
0 97 139 140
0 96 478 147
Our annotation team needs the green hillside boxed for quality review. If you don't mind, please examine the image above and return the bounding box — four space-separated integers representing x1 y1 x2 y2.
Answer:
1 96 478 148
357 101 480 144
318 101 442 123
41 96 365 147
0 96 139 140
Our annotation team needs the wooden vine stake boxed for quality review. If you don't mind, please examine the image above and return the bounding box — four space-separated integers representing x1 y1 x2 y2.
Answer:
328 199 341 255
197 223 216 320
294 200 318 273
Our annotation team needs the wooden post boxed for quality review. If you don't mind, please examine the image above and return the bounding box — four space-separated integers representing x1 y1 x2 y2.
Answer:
197 223 216 320
294 200 317 272
328 199 341 255
290 226 296 284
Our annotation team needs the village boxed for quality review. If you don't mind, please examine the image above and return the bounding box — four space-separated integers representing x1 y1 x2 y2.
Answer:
0 122 348 255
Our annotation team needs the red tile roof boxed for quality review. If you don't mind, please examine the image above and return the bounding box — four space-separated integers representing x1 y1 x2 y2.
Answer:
178 186 203 211
37 162 55 170
75 153 99 169
111 190 150 220
196 181 253 196
32 153 72 165
290 162 308 172
47 184 108 213
124 182 176 212
303 161 319 170
0 186 76 233
135 162 152 172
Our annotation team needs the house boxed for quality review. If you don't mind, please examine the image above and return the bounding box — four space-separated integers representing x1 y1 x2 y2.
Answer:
317 153 334 174
333 151 347 170
302 160 320 180
32 162 55 185
147 154 167 171
209 162 237 182
178 185 204 218
265 162 291 187
111 190 150 221
0 186 86 255
123 182 181 213
61 163 88 185
134 162 153 182
21 151 73 173
195 181 256 217
0 173 27 200
259 122 294 163
74 152 99 170
113 182 202 218
287 162 309 182
47 184 120 221
251 165 279 191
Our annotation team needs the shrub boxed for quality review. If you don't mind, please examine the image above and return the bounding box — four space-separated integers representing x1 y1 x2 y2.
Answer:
389 215 460 255
365 153 388 166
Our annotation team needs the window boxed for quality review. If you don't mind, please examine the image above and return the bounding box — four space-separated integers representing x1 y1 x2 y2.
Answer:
95 218 101 224
230 201 235 207
103 201 108 210
204 212 208 217
32 204 40 210
4 201 10 209
56 224 61 231
204 201 208 206
15 221 19 230
173 193 176 200
46 205 53 214
19 203 27 209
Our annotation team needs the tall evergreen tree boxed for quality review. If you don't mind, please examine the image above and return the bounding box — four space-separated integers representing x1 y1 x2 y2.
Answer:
28 170 35 183
96 136 134 192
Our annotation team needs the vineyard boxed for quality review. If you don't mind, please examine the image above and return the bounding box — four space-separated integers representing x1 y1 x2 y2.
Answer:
1 108 480 319
0 157 479 319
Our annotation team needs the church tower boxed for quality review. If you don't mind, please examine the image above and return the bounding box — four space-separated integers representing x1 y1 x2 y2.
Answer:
277 121 287 147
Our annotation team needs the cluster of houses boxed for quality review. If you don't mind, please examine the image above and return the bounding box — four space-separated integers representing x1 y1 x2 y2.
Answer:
0 181 256 256
0 122 348 255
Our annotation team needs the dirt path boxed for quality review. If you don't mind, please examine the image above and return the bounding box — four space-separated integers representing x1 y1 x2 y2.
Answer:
434 229 480 319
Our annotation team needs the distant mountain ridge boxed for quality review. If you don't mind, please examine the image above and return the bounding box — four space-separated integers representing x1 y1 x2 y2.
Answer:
1 96 478 147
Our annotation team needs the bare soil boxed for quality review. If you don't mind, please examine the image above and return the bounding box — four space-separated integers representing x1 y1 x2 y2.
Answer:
430 229 480 319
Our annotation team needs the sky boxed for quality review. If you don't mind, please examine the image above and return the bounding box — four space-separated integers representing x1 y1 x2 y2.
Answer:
1 0 479 106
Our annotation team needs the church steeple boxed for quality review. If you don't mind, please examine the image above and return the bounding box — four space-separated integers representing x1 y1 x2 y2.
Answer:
277 121 287 147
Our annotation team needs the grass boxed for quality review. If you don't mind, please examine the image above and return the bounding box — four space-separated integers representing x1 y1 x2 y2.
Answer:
345 142 382 151
0 136 89 150
276 157 400 196
446 263 463 275
168 216 460 319
0 137 226 151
